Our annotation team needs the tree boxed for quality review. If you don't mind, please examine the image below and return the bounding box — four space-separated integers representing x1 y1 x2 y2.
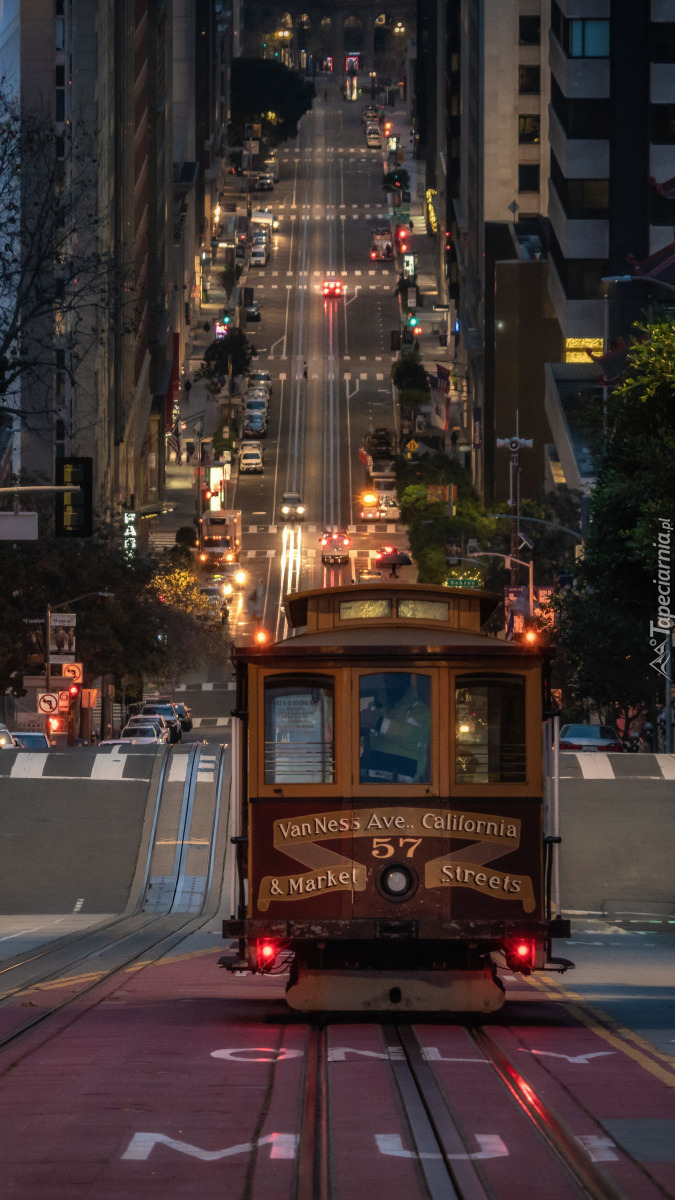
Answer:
195 330 255 393
0 533 227 697
392 352 429 392
553 321 675 727
230 59 315 144
0 80 124 435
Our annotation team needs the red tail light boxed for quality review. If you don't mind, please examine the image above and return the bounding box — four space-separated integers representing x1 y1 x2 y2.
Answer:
256 938 278 971
503 938 536 972
370 251 377 259
559 741 581 750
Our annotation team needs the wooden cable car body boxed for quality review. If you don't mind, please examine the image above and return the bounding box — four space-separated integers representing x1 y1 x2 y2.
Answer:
223 583 570 1012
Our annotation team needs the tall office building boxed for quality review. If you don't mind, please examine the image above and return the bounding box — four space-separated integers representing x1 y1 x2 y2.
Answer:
444 0 675 503
0 1 232 529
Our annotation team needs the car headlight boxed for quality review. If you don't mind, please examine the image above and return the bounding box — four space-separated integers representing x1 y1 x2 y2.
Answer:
282 505 289 514
297 505 305 514
235 570 246 585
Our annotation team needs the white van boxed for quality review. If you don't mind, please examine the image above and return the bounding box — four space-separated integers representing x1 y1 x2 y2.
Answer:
263 155 280 182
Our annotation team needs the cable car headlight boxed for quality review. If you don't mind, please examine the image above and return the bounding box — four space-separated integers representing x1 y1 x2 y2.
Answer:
379 863 417 902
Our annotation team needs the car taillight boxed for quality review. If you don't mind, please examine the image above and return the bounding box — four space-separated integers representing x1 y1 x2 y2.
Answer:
559 741 581 749
605 742 622 751
503 938 536 972
256 938 278 971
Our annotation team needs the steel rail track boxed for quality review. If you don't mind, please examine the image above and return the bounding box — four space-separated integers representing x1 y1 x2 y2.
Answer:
0 742 228 1058
288 1020 633 1200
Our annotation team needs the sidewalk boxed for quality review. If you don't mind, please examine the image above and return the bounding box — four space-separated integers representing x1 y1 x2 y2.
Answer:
384 108 464 452
150 174 252 550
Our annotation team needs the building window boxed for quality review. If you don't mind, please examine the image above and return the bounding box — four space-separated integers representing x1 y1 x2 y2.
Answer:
518 164 540 192
567 19 609 58
519 16 540 46
55 16 65 49
518 115 540 144
55 0 65 12
652 23 675 63
551 155 609 217
652 105 675 144
550 78 610 139
519 65 540 95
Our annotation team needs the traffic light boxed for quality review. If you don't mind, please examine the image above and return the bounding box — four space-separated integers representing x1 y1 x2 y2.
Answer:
48 716 64 735
407 313 418 329
68 683 81 707
55 457 93 537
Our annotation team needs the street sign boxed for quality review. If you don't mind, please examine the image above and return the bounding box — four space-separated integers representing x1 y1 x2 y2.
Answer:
38 693 58 714
58 691 71 712
405 439 419 453
62 662 83 682
81 689 98 708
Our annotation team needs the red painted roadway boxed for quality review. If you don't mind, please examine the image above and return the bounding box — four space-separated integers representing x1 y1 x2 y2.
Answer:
0 951 674 1198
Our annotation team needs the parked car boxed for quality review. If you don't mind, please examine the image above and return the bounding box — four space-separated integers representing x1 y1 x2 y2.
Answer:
120 724 165 744
140 703 182 743
243 413 268 439
10 731 52 750
173 702 193 732
558 724 623 752
249 369 272 392
244 398 268 424
125 715 170 743
250 245 269 267
0 725 18 748
320 530 351 564
244 299 262 321
279 491 306 522
239 445 264 474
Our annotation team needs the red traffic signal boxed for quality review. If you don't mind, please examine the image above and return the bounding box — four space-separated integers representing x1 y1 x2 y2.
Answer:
68 683 81 705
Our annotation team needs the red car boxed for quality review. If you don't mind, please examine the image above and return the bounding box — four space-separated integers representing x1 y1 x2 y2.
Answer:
322 277 344 298
320 530 350 564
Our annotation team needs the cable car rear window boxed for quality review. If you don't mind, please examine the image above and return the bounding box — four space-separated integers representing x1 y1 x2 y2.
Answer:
264 678 335 784
397 599 449 621
339 599 391 620
455 675 526 783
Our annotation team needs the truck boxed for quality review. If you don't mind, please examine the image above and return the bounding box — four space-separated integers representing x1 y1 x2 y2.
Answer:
198 509 242 572
364 427 397 485
370 226 393 261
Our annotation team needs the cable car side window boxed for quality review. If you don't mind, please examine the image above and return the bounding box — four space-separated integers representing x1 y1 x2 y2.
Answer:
264 677 335 783
455 675 526 783
359 672 431 784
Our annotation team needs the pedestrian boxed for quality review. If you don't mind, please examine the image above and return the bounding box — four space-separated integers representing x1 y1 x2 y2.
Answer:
185 440 195 463
408 218 414 232
389 562 399 578
303 360 308 380
450 428 458 453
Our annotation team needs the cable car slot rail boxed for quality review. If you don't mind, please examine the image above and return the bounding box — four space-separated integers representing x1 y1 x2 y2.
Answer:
289 1022 631 1200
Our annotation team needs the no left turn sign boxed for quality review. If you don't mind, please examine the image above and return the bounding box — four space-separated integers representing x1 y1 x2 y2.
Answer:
38 693 58 714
